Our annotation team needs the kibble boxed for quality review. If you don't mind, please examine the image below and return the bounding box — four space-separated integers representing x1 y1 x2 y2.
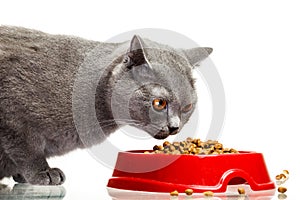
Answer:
147 138 239 155
280 174 286 179
185 188 193 196
275 174 283 180
282 170 289 179
214 143 223 149
237 187 245 194
275 170 289 186
203 191 214 197
163 141 171 147
153 145 164 151
278 186 287 194
283 170 289 175
275 170 289 198
170 190 179 196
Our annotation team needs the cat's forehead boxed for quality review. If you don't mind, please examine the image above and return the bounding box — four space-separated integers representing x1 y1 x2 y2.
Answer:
144 49 190 71
151 86 169 97
146 52 195 95
141 39 191 70
147 66 196 104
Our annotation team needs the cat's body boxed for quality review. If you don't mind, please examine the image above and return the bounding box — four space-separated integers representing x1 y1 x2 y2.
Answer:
0 26 212 185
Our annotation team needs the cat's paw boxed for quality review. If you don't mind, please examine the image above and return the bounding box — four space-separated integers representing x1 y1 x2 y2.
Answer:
28 168 65 185
13 174 27 183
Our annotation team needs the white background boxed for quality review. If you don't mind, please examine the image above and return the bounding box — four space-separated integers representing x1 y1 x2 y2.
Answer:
1 0 299 199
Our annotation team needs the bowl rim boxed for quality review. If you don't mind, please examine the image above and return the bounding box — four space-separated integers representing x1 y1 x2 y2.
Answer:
121 150 258 156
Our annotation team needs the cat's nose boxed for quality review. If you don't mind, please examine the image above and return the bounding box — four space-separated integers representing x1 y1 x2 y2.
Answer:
168 126 179 135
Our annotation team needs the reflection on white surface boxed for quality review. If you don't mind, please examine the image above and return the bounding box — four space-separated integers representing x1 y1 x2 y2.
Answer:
107 185 276 200
0 182 287 200
0 183 66 200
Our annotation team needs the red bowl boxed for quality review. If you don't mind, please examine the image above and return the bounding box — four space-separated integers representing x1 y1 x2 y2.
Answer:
107 150 275 193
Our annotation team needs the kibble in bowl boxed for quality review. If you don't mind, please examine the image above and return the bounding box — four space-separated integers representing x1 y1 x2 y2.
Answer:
149 137 239 155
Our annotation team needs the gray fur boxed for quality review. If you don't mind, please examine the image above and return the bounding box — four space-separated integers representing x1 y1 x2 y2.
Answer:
0 26 212 185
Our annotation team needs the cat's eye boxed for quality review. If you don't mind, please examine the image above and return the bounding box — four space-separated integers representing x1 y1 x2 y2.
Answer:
152 99 167 111
182 103 193 113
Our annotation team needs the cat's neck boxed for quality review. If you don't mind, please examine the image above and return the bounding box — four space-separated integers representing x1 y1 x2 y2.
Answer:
95 56 125 136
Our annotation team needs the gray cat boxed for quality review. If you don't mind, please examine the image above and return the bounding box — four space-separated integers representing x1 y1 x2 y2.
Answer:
0 26 212 185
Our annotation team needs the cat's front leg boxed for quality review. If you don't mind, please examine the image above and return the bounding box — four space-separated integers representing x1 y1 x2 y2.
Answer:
14 155 66 185
11 153 66 185
3 131 65 185
24 167 66 185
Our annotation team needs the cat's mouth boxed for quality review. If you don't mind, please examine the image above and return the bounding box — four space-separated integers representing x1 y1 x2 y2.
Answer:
153 127 180 139
153 131 170 139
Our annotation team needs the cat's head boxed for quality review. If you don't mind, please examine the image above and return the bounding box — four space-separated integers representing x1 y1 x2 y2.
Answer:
110 35 212 139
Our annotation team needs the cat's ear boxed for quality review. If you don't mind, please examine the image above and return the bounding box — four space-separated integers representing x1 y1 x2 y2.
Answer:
124 35 147 67
183 47 213 67
130 35 144 52
127 35 154 81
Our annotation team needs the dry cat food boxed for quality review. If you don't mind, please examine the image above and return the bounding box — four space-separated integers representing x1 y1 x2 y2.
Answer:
275 170 289 196
148 137 239 155
184 188 193 196
237 187 245 194
275 170 289 186
277 186 287 194
203 191 214 197
170 190 179 196
282 170 289 176
169 189 194 197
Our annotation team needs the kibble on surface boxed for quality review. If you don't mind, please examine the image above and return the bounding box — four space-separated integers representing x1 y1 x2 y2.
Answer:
275 174 282 180
281 174 286 179
170 190 179 196
278 186 287 194
282 170 289 180
275 171 289 186
237 187 245 194
203 191 214 197
282 170 289 175
147 138 239 155
184 188 193 196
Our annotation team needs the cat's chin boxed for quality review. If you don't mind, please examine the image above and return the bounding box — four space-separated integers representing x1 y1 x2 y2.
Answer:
153 131 170 140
